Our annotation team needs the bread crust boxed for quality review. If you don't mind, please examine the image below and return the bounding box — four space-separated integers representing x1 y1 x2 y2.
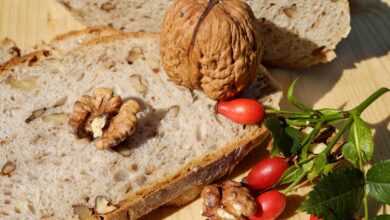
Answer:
0 31 277 220
0 26 121 70
51 26 121 42
0 50 51 73
104 127 269 220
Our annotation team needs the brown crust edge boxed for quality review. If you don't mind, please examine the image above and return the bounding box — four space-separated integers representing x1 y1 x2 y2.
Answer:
0 26 121 72
0 30 157 75
51 26 121 43
0 50 51 73
103 127 269 220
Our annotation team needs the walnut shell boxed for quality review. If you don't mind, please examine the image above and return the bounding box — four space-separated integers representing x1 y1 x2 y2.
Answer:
160 0 261 100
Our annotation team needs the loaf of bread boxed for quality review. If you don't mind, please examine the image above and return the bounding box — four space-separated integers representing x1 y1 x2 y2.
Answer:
57 0 350 68
0 31 281 220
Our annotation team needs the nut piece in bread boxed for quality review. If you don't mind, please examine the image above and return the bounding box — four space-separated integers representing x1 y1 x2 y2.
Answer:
68 88 140 149
160 0 262 100
96 100 140 149
1 161 16 177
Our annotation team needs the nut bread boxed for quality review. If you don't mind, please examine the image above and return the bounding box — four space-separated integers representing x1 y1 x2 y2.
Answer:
57 0 350 68
0 32 281 220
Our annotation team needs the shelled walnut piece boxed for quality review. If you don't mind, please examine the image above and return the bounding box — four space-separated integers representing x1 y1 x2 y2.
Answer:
201 181 257 220
1 161 16 177
68 88 140 149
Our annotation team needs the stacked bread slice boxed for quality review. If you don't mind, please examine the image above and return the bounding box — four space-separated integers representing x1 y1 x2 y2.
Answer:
57 0 351 68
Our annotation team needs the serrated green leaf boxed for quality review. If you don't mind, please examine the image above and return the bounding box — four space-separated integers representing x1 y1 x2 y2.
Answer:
343 116 374 167
301 168 365 220
279 165 305 185
367 160 390 204
285 126 304 154
307 154 328 181
371 215 390 220
287 79 312 112
265 117 292 156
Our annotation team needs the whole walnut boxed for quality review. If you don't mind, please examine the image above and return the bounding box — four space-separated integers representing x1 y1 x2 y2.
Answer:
160 0 262 100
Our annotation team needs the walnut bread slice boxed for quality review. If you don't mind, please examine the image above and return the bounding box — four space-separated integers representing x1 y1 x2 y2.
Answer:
57 0 350 68
0 32 280 220
250 0 351 68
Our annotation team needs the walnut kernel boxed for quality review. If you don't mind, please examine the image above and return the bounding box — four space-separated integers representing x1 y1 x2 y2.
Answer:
201 181 257 220
69 88 140 149
127 47 144 64
96 100 140 149
1 161 16 177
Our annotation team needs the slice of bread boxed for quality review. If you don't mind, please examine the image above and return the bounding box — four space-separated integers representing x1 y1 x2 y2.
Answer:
0 32 281 220
250 0 350 68
57 0 350 68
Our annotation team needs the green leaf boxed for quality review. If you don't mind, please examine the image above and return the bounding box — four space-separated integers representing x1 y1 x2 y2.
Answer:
302 159 314 172
265 117 292 156
342 142 359 167
279 165 305 185
307 154 328 181
367 160 390 204
343 116 374 167
285 126 304 154
287 79 312 112
301 168 365 220
322 163 336 175
371 215 390 220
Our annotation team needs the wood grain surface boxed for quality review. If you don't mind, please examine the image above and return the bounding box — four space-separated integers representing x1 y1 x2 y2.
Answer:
0 0 389 219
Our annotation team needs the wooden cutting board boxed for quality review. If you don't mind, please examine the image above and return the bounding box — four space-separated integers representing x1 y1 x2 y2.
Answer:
1 0 389 219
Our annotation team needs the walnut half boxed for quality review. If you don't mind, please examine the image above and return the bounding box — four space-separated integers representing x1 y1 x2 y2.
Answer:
201 181 257 220
68 88 140 150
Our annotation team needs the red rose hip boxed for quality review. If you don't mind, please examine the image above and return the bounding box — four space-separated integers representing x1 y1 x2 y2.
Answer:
217 98 265 124
250 190 286 220
310 215 322 220
247 157 289 190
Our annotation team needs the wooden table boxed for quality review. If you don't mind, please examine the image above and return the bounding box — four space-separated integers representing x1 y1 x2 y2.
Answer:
1 0 389 219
